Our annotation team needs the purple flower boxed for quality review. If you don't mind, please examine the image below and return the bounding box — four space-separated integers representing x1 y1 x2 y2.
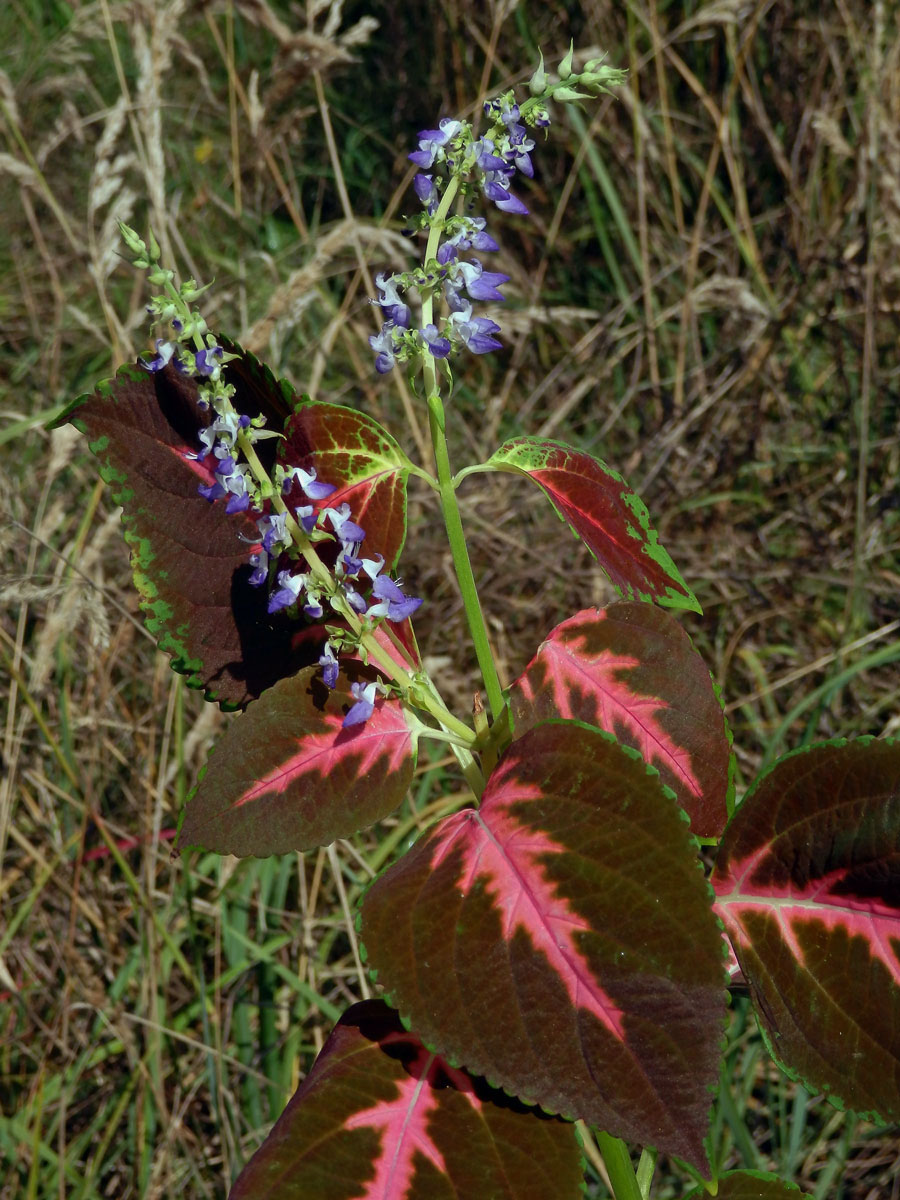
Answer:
267 569 306 614
324 504 366 546
344 585 368 614
367 575 422 622
486 96 535 157
284 465 336 502
296 504 318 533
468 218 500 253
369 321 399 374
443 277 469 313
189 411 246 463
436 216 499 265
303 596 324 619
483 174 529 215
472 137 507 172
375 274 411 328
140 339 176 372
225 486 251 514
361 554 385 581
248 550 269 587
195 345 224 378
408 118 462 168
343 680 378 727
319 642 339 688
454 260 509 303
259 511 289 554
420 324 451 358
341 549 363 577
198 478 226 502
450 305 503 355
187 427 215 461
413 174 438 213
506 140 534 178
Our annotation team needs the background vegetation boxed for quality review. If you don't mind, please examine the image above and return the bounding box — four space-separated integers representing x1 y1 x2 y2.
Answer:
1 0 898 1196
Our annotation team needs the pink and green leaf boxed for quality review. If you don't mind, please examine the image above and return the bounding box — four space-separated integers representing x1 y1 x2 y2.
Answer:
280 402 413 569
54 345 313 707
361 720 726 1169
510 603 733 837
178 667 417 856
229 1000 584 1200
712 737 900 1124
684 1171 812 1199
484 437 700 612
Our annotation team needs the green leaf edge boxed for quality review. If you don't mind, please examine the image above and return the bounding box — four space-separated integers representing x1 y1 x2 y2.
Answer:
485 436 702 614
56 347 314 709
683 1168 813 1199
57 365 245 707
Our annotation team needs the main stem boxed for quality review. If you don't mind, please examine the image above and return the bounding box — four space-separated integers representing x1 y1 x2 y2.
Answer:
426 394 505 722
420 178 506 724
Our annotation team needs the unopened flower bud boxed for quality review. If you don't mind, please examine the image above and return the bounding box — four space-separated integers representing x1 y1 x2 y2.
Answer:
529 50 547 96
118 221 147 258
554 86 591 102
181 279 213 302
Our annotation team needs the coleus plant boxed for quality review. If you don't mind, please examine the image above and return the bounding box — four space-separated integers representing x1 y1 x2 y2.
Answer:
58 47 899 1200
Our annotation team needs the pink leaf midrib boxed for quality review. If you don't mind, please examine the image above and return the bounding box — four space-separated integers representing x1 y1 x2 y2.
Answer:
433 796 626 1041
543 639 699 795
234 712 410 808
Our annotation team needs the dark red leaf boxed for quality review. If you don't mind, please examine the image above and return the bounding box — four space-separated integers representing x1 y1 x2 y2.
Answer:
361 720 726 1168
511 603 733 836
229 1001 583 1200
713 738 900 1124
56 346 314 707
485 437 700 611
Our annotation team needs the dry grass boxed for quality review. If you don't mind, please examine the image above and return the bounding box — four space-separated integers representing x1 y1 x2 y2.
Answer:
1 1 898 1196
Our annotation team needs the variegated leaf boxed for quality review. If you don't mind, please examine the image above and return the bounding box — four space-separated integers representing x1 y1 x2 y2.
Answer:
361 720 726 1169
279 402 413 570
229 1001 583 1200
511 603 733 837
712 738 900 1123
484 437 700 612
178 667 416 856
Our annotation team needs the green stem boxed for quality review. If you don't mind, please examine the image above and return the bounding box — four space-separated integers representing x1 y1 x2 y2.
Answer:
595 1131 643 1200
427 392 505 722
